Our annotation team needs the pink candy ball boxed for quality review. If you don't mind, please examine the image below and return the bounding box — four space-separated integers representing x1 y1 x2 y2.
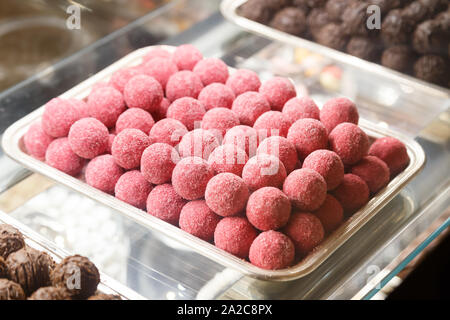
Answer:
42 98 83 138
201 107 240 140
223 125 260 157
205 173 249 217
115 170 153 209
115 108 155 134
68 118 109 159
231 92 270 126
141 57 178 89
282 96 320 124
172 156 214 200
85 154 123 193
68 98 90 118
179 200 221 241
166 71 204 102
332 173 369 215
146 183 187 225
283 212 324 257
107 134 115 154
140 143 180 185
111 128 150 169
198 83 235 111
242 154 287 191
172 44 203 71
24 122 54 159
246 187 291 231
208 144 248 176
166 97 206 131
155 97 171 120
193 57 229 85
249 231 295 270
368 137 409 177
302 149 344 190
257 136 298 173
320 97 359 133
142 47 172 63
259 77 296 111
214 217 258 259
109 67 142 93
88 86 126 128
178 129 220 160
253 111 291 138
287 118 329 160
124 74 163 113
350 155 390 194
148 118 188 147
313 194 344 234
45 138 84 176
329 122 369 165
226 69 261 96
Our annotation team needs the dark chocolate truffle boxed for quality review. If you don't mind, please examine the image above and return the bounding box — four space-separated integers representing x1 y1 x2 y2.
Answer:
51 255 100 299
270 7 307 36
381 9 415 46
88 292 122 300
403 0 448 24
341 2 370 36
0 256 7 278
381 45 415 72
413 54 449 86
365 0 395 14
292 0 310 13
346 36 381 61
316 23 349 50
0 279 26 300
238 0 289 24
307 8 333 38
28 286 72 300
326 0 356 20
0 224 25 259
305 0 327 8
413 20 448 55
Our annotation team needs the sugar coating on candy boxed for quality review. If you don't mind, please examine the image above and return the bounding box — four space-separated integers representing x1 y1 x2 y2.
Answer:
141 143 180 185
179 200 221 241
231 92 270 127
166 97 206 131
166 71 204 102
249 231 295 270
313 194 344 233
283 212 324 256
45 138 84 176
259 77 296 111
208 144 248 176
154 98 171 121
42 98 84 138
172 44 203 71
115 108 155 134
141 57 178 89
88 86 126 128
107 134 115 154
302 149 344 190
205 173 249 217
257 136 298 174
172 156 214 200
109 67 142 93
223 125 260 157
146 183 187 225
226 69 261 96
148 118 188 147
287 118 328 160
24 122 54 159
242 154 287 191
124 75 163 113
111 128 150 169
90 82 110 94
283 168 327 211
85 154 123 193
246 187 291 231
68 98 90 119
332 173 369 215
368 137 409 177
193 57 229 86
142 47 172 63
329 122 369 165
282 96 320 124
178 129 220 160
68 118 109 159
201 107 240 140
198 83 235 111
214 217 258 259
253 111 291 138
320 97 359 133
351 156 390 193
115 170 153 209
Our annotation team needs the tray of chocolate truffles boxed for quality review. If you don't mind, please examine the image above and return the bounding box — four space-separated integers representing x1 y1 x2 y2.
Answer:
1 45 425 280
0 212 144 300
221 0 450 91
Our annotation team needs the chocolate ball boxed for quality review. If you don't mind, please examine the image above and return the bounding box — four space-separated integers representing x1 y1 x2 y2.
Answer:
402 0 446 24
28 286 72 300
270 7 307 36
0 256 7 278
51 255 100 299
238 0 273 24
307 8 333 38
88 292 122 300
414 54 449 86
341 2 370 36
326 0 356 20
381 45 415 72
365 0 396 14
316 23 349 50
0 224 25 259
381 9 415 46
0 279 25 300
292 0 310 13
305 0 327 8
346 36 381 61
413 20 449 55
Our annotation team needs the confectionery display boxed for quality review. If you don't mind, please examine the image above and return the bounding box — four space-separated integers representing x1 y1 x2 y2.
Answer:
238 0 450 88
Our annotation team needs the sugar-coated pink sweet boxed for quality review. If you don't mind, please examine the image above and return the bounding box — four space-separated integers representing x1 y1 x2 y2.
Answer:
193 58 229 86
226 69 261 96
283 168 327 211
115 108 155 134
148 118 188 147
141 143 180 185
368 137 409 177
257 136 298 174
124 75 163 113
313 194 344 233
141 57 178 89
68 99 90 119
179 200 221 241
246 187 291 231
201 107 240 140
42 98 84 138
351 156 390 193
166 97 206 131
205 173 249 217
253 111 291 138
68 118 109 159
115 170 153 209
88 86 126 128
90 82 110 94
249 231 295 270
172 156 214 200
302 149 344 190
282 96 320 124
142 47 172 63
24 122 54 159
242 154 287 191
198 83 235 111
320 97 359 133
283 212 324 256
223 125 260 157
208 144 248 176
107 134 115 154
214 217 258 259
45 138 84 176
111 128 150 169
109 67 142 93
329 122 369 165
166 71 204 102
332 173 369 215
259 77 296 111
172 44 203 71
178 129 219 160
231 92 270 126
85 154 123 193
287 118 329 160
146 183 187 225
156 98 171 120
